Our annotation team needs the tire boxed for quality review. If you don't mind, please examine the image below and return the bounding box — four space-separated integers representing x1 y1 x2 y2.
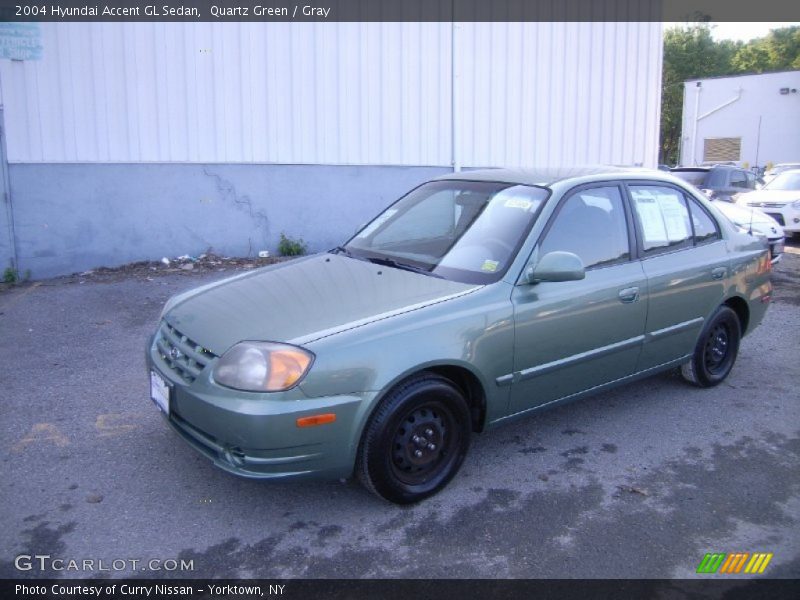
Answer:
681 305 741 387
356 372 471 504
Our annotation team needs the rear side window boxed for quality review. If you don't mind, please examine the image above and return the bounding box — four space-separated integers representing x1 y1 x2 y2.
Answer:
629 185 693 254
687 197 720 244
539 186 630 269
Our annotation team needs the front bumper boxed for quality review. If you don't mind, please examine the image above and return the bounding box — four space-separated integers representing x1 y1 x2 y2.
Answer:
146 335 375 480
768 237 785 264
749 204 800 234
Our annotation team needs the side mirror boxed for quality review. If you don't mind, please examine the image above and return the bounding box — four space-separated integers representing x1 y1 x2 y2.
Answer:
525 251 585 284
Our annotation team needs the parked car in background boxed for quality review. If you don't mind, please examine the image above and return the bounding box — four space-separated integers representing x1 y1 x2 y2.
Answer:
671 165 759 202
148 167 772 504
712 201 785 263
763 163 800 185
736 170 800 237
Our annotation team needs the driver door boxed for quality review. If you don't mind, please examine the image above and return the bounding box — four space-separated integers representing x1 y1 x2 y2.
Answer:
508 183 648 415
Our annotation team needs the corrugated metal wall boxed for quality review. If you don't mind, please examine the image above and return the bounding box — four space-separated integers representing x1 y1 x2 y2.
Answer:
454 22 662 168
0 22 661 167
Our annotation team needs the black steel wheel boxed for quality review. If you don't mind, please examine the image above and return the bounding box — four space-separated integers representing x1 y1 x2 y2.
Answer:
357 372 471 504
681 305 741 387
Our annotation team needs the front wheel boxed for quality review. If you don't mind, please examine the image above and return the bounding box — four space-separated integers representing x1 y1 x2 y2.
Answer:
681 305 741 387
356 373 471 504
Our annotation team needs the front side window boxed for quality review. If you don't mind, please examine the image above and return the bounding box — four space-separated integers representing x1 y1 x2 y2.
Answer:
539 186 630 269
345 180 549 283
629 185 693 254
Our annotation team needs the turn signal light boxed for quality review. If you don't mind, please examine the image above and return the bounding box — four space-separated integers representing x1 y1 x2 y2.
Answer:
296 414 337 428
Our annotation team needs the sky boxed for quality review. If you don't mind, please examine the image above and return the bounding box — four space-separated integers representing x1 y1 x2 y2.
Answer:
708 22 800 42
664 22 799 42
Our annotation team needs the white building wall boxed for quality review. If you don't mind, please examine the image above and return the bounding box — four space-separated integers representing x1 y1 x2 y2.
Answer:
1 21 662 168
680 70 800 168
455 21 662 168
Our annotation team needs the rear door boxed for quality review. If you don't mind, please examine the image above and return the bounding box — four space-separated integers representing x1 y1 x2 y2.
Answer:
508 183 648 415
626 183 728 371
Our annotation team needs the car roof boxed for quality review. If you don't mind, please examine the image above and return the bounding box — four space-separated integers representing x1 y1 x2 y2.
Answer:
433 166 663 187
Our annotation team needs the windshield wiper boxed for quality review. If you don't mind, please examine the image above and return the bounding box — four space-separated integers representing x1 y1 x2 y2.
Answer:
365 256 443 278
330 245 354 257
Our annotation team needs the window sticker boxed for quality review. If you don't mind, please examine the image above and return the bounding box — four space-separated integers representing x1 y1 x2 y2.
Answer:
481 259 500 272
495 187 542 212
633 196 668 245
356 209 398 238
656 193 690 241
503 197 534 210
632 187 692 249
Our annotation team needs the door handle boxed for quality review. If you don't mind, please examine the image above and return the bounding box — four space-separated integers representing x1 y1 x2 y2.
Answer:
711 267 727 280
618 286 640 304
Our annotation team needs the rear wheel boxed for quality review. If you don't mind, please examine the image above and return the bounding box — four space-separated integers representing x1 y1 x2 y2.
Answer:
356 372 471 504
681 305 741 387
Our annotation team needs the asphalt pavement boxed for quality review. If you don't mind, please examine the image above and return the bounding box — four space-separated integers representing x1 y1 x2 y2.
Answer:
1 243 799 579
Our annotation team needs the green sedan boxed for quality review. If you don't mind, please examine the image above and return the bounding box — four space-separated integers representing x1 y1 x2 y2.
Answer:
147 167 773 504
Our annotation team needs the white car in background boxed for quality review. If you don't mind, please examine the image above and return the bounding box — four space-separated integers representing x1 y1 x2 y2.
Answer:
736 170 800 238
762 163 800 186
712 200 785 264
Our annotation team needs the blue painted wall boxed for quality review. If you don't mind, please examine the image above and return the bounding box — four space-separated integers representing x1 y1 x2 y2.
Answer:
8 163 449 279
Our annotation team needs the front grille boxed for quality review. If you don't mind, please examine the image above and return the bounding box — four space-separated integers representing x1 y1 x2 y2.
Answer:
748 201 787 209
155 321 217 383
763 212 785 226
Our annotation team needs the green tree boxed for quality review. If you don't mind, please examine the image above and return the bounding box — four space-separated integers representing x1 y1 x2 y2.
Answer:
732 26 800 72
660 25 800 165
659 25 740 165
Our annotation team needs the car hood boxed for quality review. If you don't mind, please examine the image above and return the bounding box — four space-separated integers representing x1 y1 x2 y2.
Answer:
163 253 480 355
712 201 783 236
739 190 800 205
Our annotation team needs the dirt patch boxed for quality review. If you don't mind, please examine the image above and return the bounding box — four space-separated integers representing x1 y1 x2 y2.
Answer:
1 253 295 291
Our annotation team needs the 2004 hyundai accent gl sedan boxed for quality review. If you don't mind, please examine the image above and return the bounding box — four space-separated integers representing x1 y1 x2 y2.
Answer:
147 167 773 504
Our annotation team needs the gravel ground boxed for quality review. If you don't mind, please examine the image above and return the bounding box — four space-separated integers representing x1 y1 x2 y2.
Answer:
1 241 798 580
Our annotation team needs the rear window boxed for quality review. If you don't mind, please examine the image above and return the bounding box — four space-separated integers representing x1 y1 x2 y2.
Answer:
703 169 728 188
671 170 708 186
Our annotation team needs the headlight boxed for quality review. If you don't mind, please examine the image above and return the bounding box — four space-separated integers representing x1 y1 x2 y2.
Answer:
792 200 800 209
213 342 314 392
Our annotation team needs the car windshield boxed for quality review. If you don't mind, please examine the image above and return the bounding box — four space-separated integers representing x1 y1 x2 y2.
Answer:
343 180 549 283
771 164 800 174
764 171 800 191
